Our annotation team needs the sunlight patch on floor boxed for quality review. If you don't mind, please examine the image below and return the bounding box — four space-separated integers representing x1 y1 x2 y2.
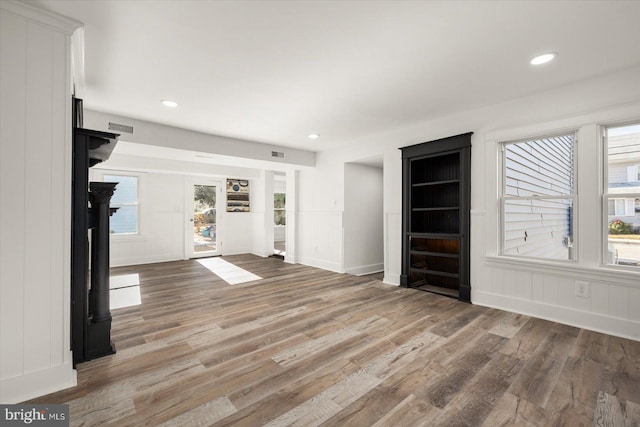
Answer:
110 273 140 289
197 257 262 285
109 273 142 309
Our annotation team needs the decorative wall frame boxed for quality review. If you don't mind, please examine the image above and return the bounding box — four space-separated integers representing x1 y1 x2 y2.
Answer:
226 179 250 212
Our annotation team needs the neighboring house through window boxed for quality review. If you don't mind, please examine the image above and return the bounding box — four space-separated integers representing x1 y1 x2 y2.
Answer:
605 122 640 267
501 133 576 260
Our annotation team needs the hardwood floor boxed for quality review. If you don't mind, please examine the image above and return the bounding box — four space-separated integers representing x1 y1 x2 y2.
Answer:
32 255 640 426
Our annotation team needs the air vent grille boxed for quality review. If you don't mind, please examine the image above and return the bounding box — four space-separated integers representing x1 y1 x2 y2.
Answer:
108 122 134 134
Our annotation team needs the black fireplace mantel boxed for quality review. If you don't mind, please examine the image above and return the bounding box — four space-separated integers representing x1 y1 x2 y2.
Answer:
71 125 119 365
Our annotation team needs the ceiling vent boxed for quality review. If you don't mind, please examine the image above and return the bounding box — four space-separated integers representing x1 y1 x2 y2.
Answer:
271 151 285 158
108 122 134 134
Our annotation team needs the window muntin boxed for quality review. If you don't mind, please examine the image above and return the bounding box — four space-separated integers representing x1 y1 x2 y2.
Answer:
501 133 576 260
605 122 640 268
104 174 138 234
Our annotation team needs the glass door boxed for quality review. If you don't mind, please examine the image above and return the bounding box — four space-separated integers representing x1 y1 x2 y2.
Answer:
188 182 221 258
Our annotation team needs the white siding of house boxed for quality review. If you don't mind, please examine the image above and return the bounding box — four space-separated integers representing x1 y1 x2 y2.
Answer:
503 136 574 259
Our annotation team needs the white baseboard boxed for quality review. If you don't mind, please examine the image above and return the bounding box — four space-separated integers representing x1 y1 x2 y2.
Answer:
1 360 77 404
473 290 640 342
298 256 343 274
344 263 384 276
383 273 400 286
111 254 181 267
251 250 270 258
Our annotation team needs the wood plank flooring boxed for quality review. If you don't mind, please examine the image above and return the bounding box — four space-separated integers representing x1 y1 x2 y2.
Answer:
31 255 640 426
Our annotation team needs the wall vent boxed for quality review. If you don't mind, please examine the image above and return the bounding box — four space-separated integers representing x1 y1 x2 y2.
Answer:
108 122 134 134
271 151 285 158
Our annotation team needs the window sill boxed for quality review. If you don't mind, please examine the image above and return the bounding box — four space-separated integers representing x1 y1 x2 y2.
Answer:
485 255 640 287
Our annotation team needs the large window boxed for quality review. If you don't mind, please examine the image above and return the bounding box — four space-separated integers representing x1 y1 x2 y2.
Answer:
104 174 138 235
604 122 640 267
501 133 576 260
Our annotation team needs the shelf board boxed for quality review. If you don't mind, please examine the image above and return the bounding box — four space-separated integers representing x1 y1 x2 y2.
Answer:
412 207 459 212
411 179 459 187
408 233 461 239
410 282 460 298
410 250 459 258
409 268 459 278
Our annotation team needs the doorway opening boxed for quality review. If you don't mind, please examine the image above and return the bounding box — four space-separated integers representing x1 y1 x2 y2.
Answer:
343 158 384 276
273 172 286 258
188 181 221 258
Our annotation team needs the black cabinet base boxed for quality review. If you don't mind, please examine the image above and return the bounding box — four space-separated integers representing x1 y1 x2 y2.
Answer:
400 274 409 287
85 320 116 361
459 285 471 303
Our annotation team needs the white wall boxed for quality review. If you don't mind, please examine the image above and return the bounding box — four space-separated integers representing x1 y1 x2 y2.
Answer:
91 161 261 266
0 2 80 403
297 65 640 340
343 163 384 275
296 151 345 272
90 170 184 266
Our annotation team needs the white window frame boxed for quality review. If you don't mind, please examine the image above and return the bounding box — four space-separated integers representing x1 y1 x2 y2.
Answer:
602 121 640 269
500 131 578 262
104 173 140 236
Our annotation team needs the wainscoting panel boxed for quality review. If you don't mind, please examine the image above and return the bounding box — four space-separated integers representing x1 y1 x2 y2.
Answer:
476 263 640 340
297 211 343 273
384 212 401 285
0 1 79 403
111 212 184 267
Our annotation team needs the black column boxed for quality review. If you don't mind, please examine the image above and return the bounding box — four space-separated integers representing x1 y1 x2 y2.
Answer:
86 182 117 359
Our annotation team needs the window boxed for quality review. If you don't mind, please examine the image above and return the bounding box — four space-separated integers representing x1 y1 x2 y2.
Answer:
274 193 286 225
607 198 635 217
626 165 640 183
501 133 576 260
604 122 640 267
104 174 138 234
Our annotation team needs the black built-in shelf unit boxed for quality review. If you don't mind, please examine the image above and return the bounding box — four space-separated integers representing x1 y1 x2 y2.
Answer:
400 133 472 302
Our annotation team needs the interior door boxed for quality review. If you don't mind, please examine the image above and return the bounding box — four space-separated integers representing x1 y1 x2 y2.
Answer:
187 182 221 258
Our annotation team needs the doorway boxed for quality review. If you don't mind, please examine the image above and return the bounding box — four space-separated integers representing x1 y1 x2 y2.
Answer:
343 159 384 276
273 172 286 257
187 181 221 258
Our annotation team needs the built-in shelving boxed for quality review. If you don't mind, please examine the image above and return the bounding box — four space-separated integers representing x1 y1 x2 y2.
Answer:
400 133 472 302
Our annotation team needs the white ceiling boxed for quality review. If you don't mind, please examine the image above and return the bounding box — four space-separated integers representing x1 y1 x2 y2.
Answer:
30 0 640 152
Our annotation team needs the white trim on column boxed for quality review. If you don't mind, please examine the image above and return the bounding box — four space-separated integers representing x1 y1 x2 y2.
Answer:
1 1 82 34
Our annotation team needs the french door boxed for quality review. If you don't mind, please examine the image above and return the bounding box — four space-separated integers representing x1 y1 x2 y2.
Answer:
186 181 221 258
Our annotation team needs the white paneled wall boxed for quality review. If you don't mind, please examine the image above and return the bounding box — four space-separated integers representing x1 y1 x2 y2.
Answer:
0 2 80 403
383 212 402 285
475 263 640 339
297 212 343 272
224 213 254 255
91 169 258 266
107 173 185 267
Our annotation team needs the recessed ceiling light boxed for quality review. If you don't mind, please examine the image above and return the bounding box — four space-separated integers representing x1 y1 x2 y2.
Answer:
308 133 320 140
161 99 178 108
530 52 558 65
